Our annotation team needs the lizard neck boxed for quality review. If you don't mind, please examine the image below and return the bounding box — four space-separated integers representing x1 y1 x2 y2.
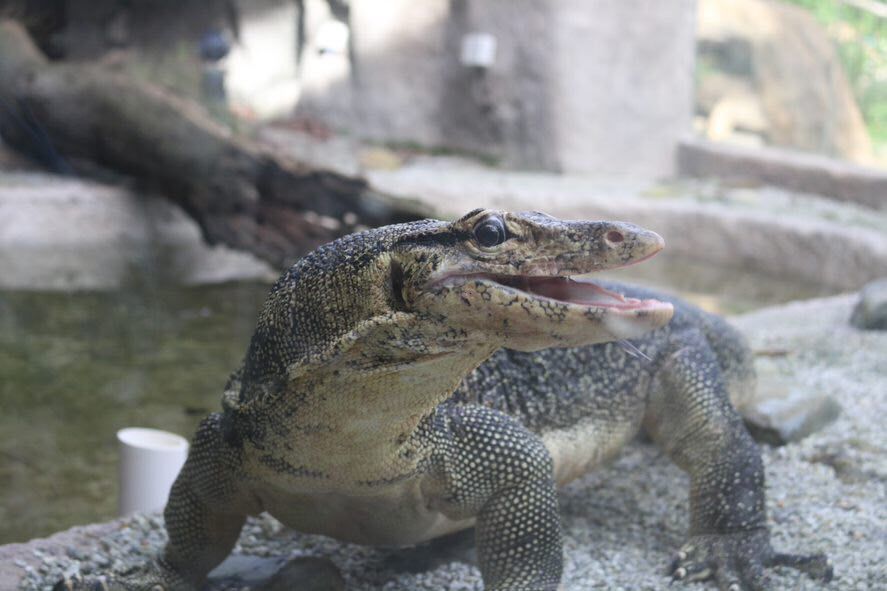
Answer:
256 344 497 490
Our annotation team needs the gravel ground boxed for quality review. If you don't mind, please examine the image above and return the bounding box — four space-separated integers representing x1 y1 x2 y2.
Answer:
4 293 884 590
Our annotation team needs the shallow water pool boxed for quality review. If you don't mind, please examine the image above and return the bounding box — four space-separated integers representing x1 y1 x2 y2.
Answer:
0 281 268 544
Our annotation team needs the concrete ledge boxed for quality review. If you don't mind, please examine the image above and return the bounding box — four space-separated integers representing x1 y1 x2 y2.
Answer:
677 137 887 210
0 172 277 290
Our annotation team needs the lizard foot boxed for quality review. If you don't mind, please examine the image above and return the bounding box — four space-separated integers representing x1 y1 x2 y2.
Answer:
53 562 195 591
667 529 832 591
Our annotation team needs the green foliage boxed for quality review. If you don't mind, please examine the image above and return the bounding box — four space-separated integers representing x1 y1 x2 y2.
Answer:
780 0 887 152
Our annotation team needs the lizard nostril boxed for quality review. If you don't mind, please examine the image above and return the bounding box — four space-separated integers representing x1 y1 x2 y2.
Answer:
606 231 624 244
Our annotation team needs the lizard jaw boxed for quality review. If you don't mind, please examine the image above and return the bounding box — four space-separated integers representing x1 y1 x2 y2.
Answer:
428 273 670 314
481 275 660 310
421 272 674 348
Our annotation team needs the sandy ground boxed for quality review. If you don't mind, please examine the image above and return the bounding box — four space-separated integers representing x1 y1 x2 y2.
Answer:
3 293 884 590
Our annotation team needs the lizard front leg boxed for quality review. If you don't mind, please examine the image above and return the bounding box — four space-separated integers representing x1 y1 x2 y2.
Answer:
56 414 258 591
643 330 832 591
422 403 563 591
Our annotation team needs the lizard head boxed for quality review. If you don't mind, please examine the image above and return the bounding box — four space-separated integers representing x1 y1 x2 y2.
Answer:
241 209 672 391
392 209 673 352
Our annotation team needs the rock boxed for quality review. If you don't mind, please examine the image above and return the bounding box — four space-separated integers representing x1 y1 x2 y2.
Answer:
850 277 887 330
382 529 476 574
258 556 345 591
739 369 842 446
698 0 873 164
731 294 885 448
207 554 289 589
0 172 278 290
677 137 887 211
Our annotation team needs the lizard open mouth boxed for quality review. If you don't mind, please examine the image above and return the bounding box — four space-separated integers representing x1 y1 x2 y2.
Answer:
490 275 659 310
430 273 667 313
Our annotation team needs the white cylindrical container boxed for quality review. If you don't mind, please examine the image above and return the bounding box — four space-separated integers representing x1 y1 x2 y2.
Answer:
117 427 189 516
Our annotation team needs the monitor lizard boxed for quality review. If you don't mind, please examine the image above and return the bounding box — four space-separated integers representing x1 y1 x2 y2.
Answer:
57 209 831 591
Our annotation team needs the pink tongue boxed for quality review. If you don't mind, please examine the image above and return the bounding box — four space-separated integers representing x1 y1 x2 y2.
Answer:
526 278 656 309
563 279 628 305
525 277 619 303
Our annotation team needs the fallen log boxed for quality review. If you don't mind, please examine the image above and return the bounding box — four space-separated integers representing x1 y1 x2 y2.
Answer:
0 19 431 268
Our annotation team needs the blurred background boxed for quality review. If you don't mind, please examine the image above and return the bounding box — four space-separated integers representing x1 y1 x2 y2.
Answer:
0 0 884 547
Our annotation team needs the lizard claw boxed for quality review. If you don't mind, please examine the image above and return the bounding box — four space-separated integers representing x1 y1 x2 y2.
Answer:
668 560 712 583
667 529 831 591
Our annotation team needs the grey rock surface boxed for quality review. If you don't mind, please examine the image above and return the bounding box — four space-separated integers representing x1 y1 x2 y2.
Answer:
678 137 887 211
850 277 887 330
209 555 290 589
257 556 346 591
3 294 885 590
740 365 842 445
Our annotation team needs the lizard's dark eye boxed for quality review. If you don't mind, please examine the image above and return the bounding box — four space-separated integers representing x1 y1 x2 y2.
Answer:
473 216 508 248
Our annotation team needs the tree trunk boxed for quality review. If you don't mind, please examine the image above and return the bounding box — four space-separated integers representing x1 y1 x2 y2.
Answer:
0 19 432 268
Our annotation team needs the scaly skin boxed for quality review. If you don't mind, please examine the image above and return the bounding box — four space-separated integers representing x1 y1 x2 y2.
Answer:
56 210 830 591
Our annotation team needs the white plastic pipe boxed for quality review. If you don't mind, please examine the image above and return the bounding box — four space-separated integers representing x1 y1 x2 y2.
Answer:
117 427 189 516
460 32 497 68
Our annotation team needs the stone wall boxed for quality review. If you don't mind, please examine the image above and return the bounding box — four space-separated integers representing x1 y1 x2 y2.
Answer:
297 0 697 176
552 0 696 175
